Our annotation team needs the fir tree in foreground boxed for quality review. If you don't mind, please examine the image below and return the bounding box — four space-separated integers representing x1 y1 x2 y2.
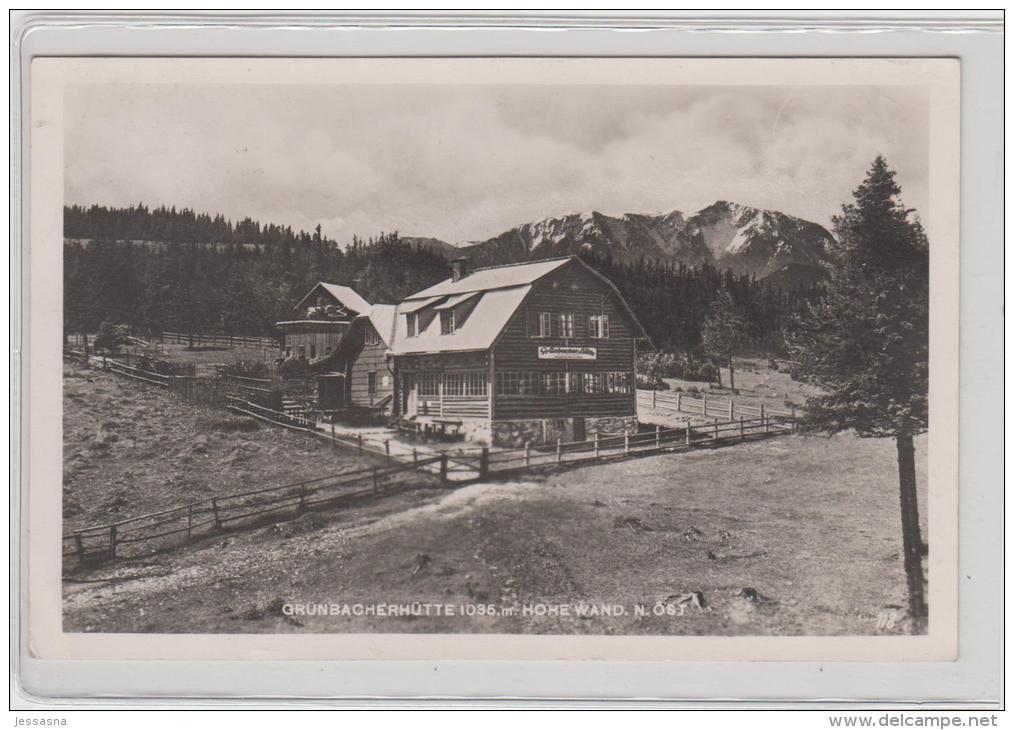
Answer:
786 156 929 633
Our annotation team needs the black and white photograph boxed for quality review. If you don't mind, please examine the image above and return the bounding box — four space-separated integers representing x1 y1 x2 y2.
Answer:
30 57 959 659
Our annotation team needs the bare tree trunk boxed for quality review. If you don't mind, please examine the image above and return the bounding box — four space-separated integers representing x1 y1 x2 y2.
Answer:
729 359 736 393
896 433 927 633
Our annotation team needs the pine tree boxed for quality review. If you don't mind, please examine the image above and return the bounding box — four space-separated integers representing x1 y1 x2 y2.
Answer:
786 156 929 632
701 289 748 391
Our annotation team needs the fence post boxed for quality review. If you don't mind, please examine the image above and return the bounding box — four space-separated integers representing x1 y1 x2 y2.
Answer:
593 433 599 457
713 419 719 440
524 441 531 467
676 391 681 411
685 422 691 446
623 430 630 454
556 437 562 464
655 425 661 449
385 439 391 456
760 403 766 422
331 421 336 448
298 483 307 512
212 498 221 529
372 468 380 494
479 447 490 479
109 525 117 559
729 399 735 420
740 415 745 439
357 434 363 452
703 392 708 416
75 534 84 563
651 389 656 408
439 454 448 484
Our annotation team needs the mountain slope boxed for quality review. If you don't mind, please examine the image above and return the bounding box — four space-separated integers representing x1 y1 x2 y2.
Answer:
422 201 834 282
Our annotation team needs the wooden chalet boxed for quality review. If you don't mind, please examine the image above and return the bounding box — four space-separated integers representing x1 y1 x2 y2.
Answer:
275 282 372 362
390 256 651 446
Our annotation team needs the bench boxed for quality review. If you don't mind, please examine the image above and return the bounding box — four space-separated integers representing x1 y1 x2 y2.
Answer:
430 418 463 439
396 418 464 442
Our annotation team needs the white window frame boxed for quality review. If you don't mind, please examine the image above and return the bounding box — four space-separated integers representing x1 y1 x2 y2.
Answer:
559 313 575 338
440 310 456 335
589 314 610 338
537 312 552 338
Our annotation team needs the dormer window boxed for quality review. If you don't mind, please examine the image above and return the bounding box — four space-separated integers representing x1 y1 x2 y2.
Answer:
440 310 455 335
406 313 416 337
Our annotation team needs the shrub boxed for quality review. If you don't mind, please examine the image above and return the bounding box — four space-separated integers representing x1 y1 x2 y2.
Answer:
279 357 309 379
134 355 195 376
635 374 669 391
222 360 270 379
637 351 717 384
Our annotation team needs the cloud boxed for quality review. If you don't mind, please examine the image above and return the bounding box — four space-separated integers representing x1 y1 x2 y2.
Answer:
65 83 929 245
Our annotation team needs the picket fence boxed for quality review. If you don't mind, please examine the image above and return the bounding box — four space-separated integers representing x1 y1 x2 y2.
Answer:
637 388 796 421
161 331 279 351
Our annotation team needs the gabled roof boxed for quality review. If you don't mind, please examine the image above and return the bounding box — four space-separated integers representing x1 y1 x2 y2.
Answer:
404 257 572 300
365 304 398 347
294 282 372 316
390 255 651 355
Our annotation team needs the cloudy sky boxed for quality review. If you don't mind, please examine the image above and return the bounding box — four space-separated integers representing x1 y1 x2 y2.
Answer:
65 83 928 244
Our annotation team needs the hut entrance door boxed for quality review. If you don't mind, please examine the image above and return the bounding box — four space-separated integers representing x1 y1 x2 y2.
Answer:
318 374 345 411
402 373 417 417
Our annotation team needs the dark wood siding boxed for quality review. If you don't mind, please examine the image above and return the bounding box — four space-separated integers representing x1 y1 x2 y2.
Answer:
491 261 637 420
280 323 350 360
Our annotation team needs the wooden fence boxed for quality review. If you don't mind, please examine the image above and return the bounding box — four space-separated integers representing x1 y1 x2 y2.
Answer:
104 359 172 388
161 331 280 351
62 456 446 569
637 388 797 421
479 415 794 477
65 354 800 569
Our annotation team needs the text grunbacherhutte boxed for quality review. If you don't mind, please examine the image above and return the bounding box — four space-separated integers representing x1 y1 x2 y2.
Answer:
282 602 701 618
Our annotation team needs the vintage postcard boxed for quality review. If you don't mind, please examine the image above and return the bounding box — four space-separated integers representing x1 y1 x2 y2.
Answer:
27 57 959 661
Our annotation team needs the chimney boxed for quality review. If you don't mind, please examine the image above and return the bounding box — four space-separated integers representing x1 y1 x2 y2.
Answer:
451 257 468 282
